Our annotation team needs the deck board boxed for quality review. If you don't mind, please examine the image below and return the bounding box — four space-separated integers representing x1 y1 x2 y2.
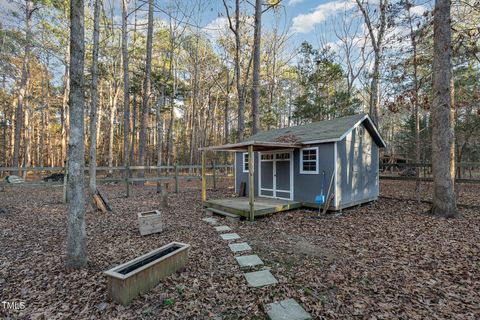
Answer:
204 197 301 217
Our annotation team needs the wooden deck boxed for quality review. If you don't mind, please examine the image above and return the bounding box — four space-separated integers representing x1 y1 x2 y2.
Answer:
204 197 302 218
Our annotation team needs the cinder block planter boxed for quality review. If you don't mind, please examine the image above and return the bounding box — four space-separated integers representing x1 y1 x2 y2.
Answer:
138 210 162 236
104 242 190 305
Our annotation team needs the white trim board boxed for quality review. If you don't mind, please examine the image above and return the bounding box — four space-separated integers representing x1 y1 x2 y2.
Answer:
334 142 339 208
242 152 249 173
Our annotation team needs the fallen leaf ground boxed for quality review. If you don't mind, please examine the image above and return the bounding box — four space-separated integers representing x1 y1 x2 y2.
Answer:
0 179 479 319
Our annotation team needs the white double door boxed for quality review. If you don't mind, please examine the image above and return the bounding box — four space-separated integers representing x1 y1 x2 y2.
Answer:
259 151 293 200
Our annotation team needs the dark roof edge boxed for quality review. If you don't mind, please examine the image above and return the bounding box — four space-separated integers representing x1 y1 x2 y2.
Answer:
362 115 387 148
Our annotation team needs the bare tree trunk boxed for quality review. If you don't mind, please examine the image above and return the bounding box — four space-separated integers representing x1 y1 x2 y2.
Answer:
39 96 45 169
251 0 262 134
46 110 52 166
0 24 6 167
61 61 70 165
122 0 130 178
13 0 33 168
44 53 52 167
223 0 245 142
2 103 6 166
431 0 458 218
370 55 381 124
32 120 36 168
129 0 138 168
96 85 103 163
189 36 199 167
40 66 46 168
406 5 421 202
224 70 231 167
89 0 101 194
2 70 8 166
355 0 387 126
108 85 119 174
10 109 15 165
138 0 153 180
234 0 245 141
156 96 164 192
23 107 31 176
166 58 176 166
156 56 168 192
130 94 137 166
67 0 86 268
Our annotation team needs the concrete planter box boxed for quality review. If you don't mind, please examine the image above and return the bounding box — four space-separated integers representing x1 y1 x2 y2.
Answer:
104 242 190 305
138 210 163 236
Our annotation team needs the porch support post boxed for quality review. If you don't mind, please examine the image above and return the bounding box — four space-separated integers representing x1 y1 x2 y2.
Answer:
248 145 255 222
201 150 207 204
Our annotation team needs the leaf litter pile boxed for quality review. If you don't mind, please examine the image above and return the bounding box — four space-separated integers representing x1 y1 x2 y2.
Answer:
1 179 479 319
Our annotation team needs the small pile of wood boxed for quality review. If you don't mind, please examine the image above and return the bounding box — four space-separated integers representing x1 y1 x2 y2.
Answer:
93 189 112 213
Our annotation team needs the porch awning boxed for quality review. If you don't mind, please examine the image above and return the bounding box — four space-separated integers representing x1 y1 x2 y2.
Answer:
199 141 302 152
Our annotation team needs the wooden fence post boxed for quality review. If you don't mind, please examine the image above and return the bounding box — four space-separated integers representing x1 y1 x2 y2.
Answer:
248 145 254 222
63 160 68 203
175 162 179 193
125 164 130 198
212 161 217 191
201 152 207 203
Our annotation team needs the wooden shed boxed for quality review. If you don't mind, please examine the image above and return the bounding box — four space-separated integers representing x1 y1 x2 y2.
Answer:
200 113 386 220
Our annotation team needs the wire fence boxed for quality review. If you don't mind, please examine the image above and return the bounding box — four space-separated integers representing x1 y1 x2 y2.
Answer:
0 164 235 200
380 162 480 184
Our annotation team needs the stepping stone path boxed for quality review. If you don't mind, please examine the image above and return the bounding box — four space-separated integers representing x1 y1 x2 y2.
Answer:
202 217 218 225
220 233 240 240
244 270 278 287
202 216 310 318
235 254 263 268
214 225 232 232
265 299 311 320
228 242 252 253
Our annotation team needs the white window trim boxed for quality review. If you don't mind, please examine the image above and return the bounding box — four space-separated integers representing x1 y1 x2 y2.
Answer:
300 147 319 174
242 152 249 173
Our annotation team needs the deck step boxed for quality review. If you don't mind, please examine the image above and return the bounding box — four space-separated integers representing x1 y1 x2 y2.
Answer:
205 207 240 219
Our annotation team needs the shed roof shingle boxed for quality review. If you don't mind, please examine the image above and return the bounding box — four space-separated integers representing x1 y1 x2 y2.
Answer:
248 113 367 143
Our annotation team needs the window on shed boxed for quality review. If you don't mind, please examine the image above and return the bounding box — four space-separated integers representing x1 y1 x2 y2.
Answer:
300 147 319 174
242 153 249 172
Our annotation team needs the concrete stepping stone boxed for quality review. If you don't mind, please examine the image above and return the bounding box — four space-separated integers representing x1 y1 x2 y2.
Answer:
228 242 252 253
235 254 264 268
265 298 311 320
214 225 231 232
202 217 218 225
244 270 278 287
220 233 240 240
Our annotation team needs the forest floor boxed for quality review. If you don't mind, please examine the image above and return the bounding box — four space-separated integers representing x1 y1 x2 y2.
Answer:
1 179 479 319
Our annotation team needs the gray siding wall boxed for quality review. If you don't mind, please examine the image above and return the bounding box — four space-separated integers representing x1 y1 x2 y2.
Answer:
336 123 379 207
292 143 335 204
